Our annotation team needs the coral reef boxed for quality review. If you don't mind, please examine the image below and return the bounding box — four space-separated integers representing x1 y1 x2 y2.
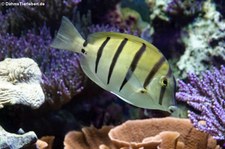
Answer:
64 126 116 149
177 0 225 77
109 117 219 149
0 58 46 149
146 0 170 22
144 0 184 60
0 20 85 110
0 0 152 148
1 0 82 35
1 0 225 148
63 117 220 149
176 66 225 140
0 126 37 149
145 0 225 78
146 0 204 31
166 0 204 23
0 58 45 109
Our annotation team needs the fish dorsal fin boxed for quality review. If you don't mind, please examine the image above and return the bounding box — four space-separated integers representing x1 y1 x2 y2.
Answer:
88 32 160 53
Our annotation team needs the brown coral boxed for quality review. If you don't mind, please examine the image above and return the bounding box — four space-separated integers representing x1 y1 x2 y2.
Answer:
28 136 55 149
108 117 220 149
38 136 55 149
64 126 116 149
63 117 220 149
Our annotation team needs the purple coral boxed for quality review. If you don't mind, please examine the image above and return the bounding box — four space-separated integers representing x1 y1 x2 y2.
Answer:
1 0 82 36
0 12 9 34
0 23 85 109
176 66 225 140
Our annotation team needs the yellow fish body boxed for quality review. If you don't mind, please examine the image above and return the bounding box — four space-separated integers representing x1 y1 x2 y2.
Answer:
51 17 177 113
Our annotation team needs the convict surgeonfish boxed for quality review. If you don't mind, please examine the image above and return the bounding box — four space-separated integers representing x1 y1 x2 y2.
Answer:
51 17 177 113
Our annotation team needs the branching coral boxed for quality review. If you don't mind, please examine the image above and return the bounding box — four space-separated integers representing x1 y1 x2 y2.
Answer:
176 66 225 140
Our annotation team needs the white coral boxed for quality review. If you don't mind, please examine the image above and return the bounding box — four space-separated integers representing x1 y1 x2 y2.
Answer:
177 0 225 77
0 58 45 109
0 126 37 149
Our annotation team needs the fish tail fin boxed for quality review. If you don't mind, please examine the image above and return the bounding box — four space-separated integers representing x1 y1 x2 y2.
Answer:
50 16 84 53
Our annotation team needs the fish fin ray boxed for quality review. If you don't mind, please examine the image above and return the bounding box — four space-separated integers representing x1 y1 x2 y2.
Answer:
50 16 84 52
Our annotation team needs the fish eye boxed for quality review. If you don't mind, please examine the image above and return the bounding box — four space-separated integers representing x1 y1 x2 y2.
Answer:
160 76 168 87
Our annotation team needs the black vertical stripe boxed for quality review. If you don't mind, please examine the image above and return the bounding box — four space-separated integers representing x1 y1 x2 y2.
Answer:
158 68 173 105
119 43 146 91
107 38 128 84
95 37 110 73
159 86 166 105
143 57 165 88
